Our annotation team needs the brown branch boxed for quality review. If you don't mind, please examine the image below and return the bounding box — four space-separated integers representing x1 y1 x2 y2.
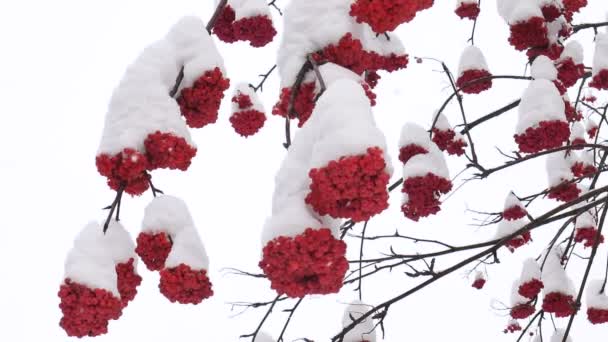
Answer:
573 21 608 33
277 298 304 342
250 64 277 92
240 294 282 341
460 99 521 135
206 0 228 33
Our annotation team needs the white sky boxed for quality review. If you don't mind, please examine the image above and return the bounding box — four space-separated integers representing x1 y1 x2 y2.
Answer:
0 0 607 341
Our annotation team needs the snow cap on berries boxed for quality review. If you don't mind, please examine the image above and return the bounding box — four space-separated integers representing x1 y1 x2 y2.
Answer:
141 195 195 235
164 225 209 271
546 152 575 187
399 123 433 151
403 145 449 180
586 117 599 137
503 192 527 220
516 79 567 134
590 33 608 89
587 279 608 310
561 40 584 64
507 1 544 24
166 16 225 73
342 301 377 342
570 122 586 143
64 223 122 297
531 55 558 81
542 248 575 295
520 258 542 284
457 46 490 77
232 83 264 113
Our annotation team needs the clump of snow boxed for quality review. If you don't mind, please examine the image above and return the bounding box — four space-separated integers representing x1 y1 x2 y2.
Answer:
586 280 608 309
504 192 524 210
546 151 575 187
531 55 558 80
457 46 490 77
164 225 209 271
432 111 452 131
550 329 573 342
593 33 608 75
542 248 575 295
225 0 272 20
520 258 542 283
141 195 195 235
64 221 138 297
570 122 585 141
399 123 433 150
403 147 449 180
516 79 566 134
509 1 544 24
342 301 377 342
255 332 276 342
560 40 584 64
575 211 596 229
495 217 529 239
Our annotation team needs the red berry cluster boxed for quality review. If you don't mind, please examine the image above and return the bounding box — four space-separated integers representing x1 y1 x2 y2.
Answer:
548 182 581 202
542 292 576 317
272 82 316 127
58 279 123 338
504 322 522 334
588 307 608 324
398 144 428 164
557 58 586 88
401 173 453 221
509 17 549 51
503 206 527 221
519 278 544 299
455 2 480 20
574 227 605 248
349 0 434 33
514 120 570 154
590 70 608 90
472 278 486 289
230 93 266 137
115 258 143 307
312 34 409 76
212 5 277 47
135 232 173 271
588 125 598 139
564 99 582 122
144 131 197 171
571 161 597 178
541 3 562 22
527 43 564 62
432 128 467 156
506 231 532 252
511 303 536 319
159 264 214 304
178 67 231 128
306 147 390 222
259 228 348 298
456 69 493 94
96 148 150 195
563 0 588 18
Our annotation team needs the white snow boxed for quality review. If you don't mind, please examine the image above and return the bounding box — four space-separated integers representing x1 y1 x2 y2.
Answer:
550 329 573 342
575 210 596 229
586 279 608 309
432 111 453 131
560 40 584 64
457 46 489 77
516 79 566 134
546 151 575 187
504 192 524 210
225 0 272 20
255 332 276 342
64 221 127 296
586 117 598 133
593 33 608 75
164 225 210 271
519 258 542 284
510 281 528 306
570 122 585 141
495 217 529 239
399 122 434 151
342 301 377 342
403 147 449 180
457 0 477 7
508 1 544 24
541 248 575 295
531 55 558 81
141 195 195 235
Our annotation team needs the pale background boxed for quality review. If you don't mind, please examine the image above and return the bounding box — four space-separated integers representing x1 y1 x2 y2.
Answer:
1 0 607 341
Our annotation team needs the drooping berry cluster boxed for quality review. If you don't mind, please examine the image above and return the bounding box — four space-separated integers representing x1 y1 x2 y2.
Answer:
432 128 467 156
259 228 348 298
349 0 434 33
306 147 390 222
115 258 143 307
178 67 231 129
213 5 277 47
574 227 605 248
518 278 544 299
514 120 570 154
96 148 150 195
401 173 453 221
456 69 493 94
455 1 480 20
542 292 576 317
135 232 173 271
159 264 214 304
230 90 266 137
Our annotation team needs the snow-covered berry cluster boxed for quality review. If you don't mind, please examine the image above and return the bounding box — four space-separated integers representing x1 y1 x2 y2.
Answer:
230 83 267 137
212 0 277 47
